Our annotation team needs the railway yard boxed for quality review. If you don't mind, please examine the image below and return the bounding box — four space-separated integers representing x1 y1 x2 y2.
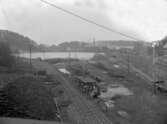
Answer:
33 52 167 124
1 1 167 123
1 52 167 124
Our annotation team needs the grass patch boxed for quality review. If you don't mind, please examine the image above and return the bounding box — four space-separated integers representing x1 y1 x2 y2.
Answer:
0 76 60 121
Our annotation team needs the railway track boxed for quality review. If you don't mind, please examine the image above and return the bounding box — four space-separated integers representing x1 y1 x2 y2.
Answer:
33 61 112 124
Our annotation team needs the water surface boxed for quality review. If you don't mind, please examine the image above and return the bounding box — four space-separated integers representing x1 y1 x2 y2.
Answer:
18 52 96 60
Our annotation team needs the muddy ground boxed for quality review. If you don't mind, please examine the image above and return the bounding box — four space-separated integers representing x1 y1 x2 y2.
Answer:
55 54 167 124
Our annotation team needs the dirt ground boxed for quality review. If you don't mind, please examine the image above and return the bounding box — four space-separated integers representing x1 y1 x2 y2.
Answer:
65 55 167 124
44 56 167 124
90 58 167 124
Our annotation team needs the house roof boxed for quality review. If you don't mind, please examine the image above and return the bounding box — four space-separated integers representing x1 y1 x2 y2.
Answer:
76 76 96 83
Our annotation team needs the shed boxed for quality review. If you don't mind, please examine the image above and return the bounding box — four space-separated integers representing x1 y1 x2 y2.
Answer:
76 76 96 84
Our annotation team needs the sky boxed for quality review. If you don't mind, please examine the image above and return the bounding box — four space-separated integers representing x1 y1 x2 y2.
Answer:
0 0 167 45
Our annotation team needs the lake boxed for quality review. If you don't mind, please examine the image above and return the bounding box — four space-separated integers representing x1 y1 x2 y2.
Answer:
18 52 96 60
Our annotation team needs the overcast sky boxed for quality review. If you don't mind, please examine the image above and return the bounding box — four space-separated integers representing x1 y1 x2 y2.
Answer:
0 0 167 45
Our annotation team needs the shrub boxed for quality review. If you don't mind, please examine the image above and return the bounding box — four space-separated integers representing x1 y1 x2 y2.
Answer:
1 76 59 121
0 42 15 68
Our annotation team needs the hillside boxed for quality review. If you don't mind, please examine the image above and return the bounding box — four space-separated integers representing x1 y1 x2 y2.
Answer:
0 30 39 52
95 40 137 48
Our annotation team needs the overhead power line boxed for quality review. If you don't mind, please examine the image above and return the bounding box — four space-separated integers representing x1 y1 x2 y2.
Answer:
39 0 142 41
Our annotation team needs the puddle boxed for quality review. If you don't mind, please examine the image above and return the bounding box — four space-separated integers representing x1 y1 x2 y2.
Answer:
58 68 70 74
113 64 120 68
118 110 130 119
99 84 133 99
102 71 108 74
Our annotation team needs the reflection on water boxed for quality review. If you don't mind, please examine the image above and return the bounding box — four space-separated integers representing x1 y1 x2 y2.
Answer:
18 52 96 60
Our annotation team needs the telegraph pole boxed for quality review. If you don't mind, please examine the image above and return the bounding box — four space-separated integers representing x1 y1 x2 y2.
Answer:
126 49 130 74
152 41 157 94
67 47 71 67
128 50 130 74
152 41 156 82
93 37 96 54
43 49 45 60
29 44 32 66
93 37 96 47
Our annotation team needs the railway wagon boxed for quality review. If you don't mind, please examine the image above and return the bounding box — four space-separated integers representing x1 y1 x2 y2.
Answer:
75 76 100 97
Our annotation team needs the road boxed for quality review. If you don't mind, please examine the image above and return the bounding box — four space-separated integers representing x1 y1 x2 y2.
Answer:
32 60 112 124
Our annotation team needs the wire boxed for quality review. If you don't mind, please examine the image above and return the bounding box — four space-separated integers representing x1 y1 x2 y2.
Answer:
39 0 142 41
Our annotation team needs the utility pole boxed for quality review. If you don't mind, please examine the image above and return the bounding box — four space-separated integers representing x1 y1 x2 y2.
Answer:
127 49 130 74
128 50 130 74
152 41 157 94
152 41 156 82
43 49 45 60
29 43 32 66
93 37 96 47
75 42 78 59
93 37 96 54
67 47 71 67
